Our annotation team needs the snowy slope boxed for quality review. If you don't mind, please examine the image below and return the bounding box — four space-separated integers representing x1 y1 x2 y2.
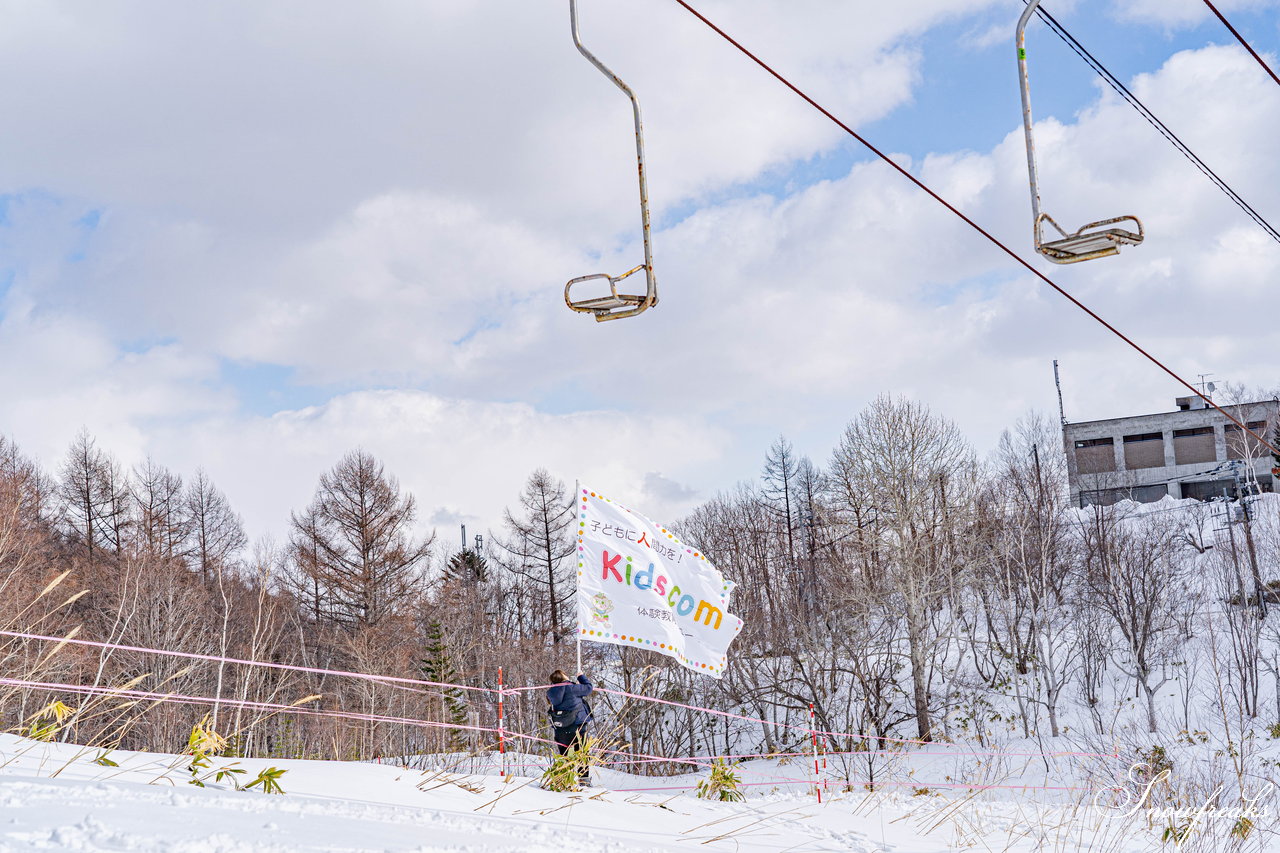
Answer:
0 733 1243 853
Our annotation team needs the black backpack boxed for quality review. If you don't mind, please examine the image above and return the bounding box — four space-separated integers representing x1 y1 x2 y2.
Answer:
548 699 591 729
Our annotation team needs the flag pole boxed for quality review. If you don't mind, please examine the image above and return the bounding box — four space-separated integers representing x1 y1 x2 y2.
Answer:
575 479 583 675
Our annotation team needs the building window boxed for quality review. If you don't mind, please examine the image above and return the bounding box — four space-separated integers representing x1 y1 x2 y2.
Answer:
1225 421 1273 460
1181 478 1236 501
1073 437 1116 474
1079 484 1168 507
1123 432 1165 470
1173 426 1216 465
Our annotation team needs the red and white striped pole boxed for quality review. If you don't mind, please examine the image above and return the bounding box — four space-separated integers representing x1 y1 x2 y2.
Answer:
498 667 506 778
809 702 822 804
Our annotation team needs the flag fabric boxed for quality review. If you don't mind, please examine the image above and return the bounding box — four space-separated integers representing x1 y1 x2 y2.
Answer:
575 486 743 678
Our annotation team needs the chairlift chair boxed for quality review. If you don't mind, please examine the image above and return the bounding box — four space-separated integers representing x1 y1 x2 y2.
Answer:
565 0 657 321
1016 0 1144 264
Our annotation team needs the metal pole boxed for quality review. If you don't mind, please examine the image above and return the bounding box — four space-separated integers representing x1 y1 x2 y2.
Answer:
1016 0 1045 229
1231 464 1267 615
1223 488 1246 604
1053 359 1067 425
575 478 583 674
1241 498 1267 616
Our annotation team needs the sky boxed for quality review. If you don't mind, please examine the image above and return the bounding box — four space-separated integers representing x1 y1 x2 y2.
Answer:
1 0 1278 545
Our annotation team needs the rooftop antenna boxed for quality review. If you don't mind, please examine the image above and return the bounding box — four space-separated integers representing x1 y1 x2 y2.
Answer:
1197 373 1215 397
1053 359 1067 425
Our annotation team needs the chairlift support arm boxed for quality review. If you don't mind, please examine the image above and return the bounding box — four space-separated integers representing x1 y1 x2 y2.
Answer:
1016 0 1045 228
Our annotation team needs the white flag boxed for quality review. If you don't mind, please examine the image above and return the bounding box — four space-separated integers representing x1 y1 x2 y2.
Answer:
575 486 743 678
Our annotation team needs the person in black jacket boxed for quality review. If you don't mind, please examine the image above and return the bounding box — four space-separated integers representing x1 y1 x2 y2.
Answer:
547 669 593 781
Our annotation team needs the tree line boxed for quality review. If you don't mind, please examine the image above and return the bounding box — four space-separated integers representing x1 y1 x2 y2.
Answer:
1 395 1278 784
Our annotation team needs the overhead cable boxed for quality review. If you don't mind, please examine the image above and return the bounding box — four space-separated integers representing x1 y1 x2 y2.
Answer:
1201 0 1280 89
669 0 1278 457
1030 2 1280 246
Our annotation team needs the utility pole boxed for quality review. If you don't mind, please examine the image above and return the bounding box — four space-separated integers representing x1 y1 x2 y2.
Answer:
1240 498 1266 617
1053 360 1067 426
1230 463 1267 616
1221 487 1246 605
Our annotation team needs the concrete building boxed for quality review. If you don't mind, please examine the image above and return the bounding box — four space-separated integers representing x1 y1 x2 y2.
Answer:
1064 396 1279 507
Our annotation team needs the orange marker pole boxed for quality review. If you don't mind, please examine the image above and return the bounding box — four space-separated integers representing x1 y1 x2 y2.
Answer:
498 667 506 778
810 702 822 804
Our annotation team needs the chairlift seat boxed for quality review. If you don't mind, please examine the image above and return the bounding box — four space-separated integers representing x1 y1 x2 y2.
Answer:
1036 214 1143 265
569 294 644 312
565 269 656 322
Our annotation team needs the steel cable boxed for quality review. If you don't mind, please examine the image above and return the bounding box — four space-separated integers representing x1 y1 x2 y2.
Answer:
670 0 1278 456
1030 2 1280 245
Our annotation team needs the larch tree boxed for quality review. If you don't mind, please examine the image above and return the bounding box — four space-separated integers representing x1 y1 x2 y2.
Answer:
58 430 134 562
185 469 247 583
494 469 576 643
132 457 188 561
1077 506 1189 733
288 450 433 631
761 435 800 564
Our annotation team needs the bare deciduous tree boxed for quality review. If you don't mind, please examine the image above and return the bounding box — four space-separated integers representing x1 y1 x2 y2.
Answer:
186 468 247 583
288 450 433 631
132 457 188 561
494 469 575 643
829 394 978 741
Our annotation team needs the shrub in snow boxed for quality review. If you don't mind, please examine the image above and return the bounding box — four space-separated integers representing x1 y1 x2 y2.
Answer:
695 759 744 802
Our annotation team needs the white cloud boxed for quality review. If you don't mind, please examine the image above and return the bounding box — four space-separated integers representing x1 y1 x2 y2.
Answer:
1108 0 1280 29
146 389 730 543
1 4 1277 544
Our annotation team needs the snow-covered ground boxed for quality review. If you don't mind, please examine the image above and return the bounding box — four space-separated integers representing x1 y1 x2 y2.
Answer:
1 733 1268 852
3 495 1279 851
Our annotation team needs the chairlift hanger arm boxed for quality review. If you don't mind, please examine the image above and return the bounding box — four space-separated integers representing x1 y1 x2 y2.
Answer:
1016 0 1045 227
565 0 658 322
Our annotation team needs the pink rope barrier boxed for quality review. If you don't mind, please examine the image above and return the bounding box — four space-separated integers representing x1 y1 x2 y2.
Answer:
0 676 524 742
513 683 926 746
0 676 711 770
0 630 492 697
580 686 1118 758
1 629 1117 760
603 747 1111 763
4 674 1117 795
611 778 1101 793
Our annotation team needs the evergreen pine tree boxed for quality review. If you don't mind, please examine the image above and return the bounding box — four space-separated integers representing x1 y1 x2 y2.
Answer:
420 621 468 752
443 548 489 586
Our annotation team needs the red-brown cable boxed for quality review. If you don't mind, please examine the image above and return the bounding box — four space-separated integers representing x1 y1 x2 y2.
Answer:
1201 0 1280 89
